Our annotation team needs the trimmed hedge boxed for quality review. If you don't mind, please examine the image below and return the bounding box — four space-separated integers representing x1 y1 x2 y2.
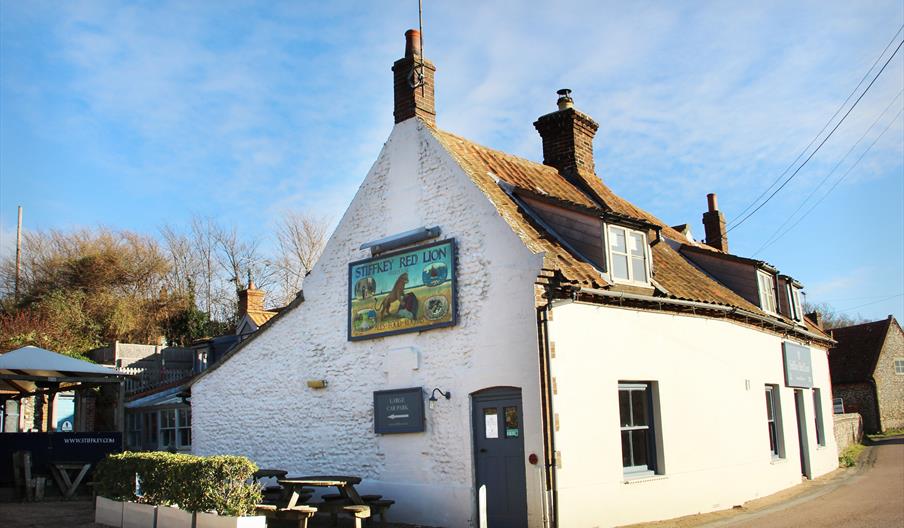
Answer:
94 452 262 516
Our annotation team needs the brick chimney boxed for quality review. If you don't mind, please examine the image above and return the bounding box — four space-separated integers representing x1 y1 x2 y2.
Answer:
237 279 265 316
534 89 600 180
702 193 729 252
392 29 436 125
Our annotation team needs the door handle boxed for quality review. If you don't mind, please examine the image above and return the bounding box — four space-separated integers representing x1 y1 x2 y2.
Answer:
479 448 487 453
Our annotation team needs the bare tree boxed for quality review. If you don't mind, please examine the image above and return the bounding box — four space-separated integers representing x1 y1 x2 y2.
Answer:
803 301 869 330
160 224 201 298
190 216 217 317
274 213 329 304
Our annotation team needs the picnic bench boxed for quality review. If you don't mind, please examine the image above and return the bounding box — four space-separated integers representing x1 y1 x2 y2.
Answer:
279 475 394 527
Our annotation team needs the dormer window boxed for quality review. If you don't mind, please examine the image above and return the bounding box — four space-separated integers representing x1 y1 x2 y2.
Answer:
757 270 777 314
786 283 804 323
606 225 650 285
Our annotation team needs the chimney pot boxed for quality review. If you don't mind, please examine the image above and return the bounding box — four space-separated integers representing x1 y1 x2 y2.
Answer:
404 29 421 58
393 30 436 125
556 88 574 110
534 91 600 183
702 193 729 252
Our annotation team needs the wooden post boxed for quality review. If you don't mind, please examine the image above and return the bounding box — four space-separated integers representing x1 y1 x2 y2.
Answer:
15 205 22 302
46 391 56 432
116 382 125 433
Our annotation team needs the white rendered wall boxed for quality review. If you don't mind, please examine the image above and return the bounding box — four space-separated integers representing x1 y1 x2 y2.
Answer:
547 301 837 528
191 119 548 527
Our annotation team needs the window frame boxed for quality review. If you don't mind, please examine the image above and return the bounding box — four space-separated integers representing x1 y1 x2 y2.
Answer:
177 408 192 448
142 411 158 448
895 358 904 375
618 382 658 477
605 224 652 286
812 388 826 446
757 270 778 314
786 283 804 323
160 409 177 449
126 413 142 450
765 385 785 459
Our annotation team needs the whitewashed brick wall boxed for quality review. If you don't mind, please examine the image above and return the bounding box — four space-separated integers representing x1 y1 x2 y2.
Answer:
192 119 548 527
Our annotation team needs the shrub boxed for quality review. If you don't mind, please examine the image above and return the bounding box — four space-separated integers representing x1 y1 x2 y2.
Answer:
94 451 262 516
838 443 865 467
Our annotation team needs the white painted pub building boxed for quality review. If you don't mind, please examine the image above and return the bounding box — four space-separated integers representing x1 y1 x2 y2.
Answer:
191 31 838 527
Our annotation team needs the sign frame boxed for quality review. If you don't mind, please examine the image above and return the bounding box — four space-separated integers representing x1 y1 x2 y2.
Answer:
348 238 457 341
782 341 813 388
373 387 426 434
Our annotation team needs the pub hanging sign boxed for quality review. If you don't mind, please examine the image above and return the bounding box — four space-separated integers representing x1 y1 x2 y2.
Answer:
348 239 457 341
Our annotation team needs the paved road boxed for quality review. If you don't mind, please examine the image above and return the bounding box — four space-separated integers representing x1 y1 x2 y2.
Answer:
712 436 904 528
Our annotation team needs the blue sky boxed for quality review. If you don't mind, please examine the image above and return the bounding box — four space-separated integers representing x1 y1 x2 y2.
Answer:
1 1 902 322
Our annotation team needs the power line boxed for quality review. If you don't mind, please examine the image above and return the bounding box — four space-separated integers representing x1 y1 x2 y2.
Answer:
752 89 903 255
754 105 903 254
728 24 904 226
728 36 904 233
837 293 904 314
727 33 904 233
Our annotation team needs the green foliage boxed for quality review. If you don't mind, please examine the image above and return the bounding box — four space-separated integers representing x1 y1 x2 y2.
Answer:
163 301 210 346
0 290 101 357
838 443 865 467
94 452 262 516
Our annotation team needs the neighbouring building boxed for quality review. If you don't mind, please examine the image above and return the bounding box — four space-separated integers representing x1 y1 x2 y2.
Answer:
115 282 280 452
190 30 838 527
829 315 904 433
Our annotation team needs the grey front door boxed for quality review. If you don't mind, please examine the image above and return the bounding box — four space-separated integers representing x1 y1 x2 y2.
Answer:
794 389 812 478
472 388 528 528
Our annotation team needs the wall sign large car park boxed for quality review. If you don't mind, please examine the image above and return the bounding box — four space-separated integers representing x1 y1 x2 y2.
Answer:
348 239 457 341
373 387 426 434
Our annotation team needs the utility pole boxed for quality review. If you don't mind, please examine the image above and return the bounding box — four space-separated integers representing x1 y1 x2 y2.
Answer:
15 205 22 302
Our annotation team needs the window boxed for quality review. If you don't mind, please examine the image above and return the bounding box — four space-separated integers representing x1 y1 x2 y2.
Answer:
765 385 784 458
895 359 904 375
607 225 650 285
143 412 158 447
757 271 777 313
619 382 657 475
812 389 826 446
178 409 192 447
786 283 803 322
159 408 191 450
160 409 177 449
126 414 142 449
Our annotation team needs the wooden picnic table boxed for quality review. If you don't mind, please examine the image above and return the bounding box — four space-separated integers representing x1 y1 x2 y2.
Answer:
48 461 91 499
279 475 365 504
278 476 394 527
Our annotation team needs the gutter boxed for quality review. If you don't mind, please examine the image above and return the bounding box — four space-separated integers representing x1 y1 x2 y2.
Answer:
575 287 834 345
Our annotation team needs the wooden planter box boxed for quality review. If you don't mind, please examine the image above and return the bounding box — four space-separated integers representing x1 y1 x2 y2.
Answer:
156 505 194 528
195 511 266 528
122 501 157 528
95 496 124 527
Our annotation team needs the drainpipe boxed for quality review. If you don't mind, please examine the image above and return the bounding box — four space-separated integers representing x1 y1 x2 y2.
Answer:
537 293 558 527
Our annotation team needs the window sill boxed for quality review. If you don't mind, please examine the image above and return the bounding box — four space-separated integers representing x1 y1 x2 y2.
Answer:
623 473 667 485
770 457 787 465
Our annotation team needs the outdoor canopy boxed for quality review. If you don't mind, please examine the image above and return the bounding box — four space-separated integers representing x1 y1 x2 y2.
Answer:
0 346 126 396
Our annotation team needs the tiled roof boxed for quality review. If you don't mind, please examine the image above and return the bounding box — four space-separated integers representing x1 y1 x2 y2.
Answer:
430 127 765 313
247 310 277 327
829 317 897 384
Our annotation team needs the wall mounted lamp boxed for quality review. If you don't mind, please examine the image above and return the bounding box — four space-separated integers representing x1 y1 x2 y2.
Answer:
360 226 441 256
428 387 451 409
